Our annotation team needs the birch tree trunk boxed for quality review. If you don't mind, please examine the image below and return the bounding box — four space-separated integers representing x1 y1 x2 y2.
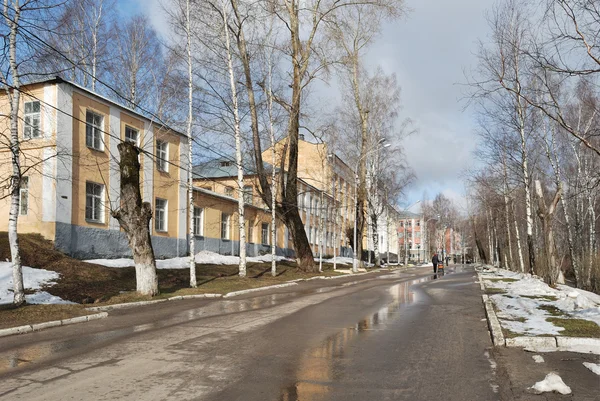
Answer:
267 54 277 278
4 0 25 306
535 180 562 286
185 0 196 287
318 191 324 272
229 0 314 271
112 143 158 296
511 200 525 273
222 1 246 277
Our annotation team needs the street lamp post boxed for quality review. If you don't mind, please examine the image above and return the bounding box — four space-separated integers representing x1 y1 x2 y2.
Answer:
352 140 390 273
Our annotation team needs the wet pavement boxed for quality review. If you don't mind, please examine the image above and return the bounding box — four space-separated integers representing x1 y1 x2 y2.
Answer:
0 266 503 400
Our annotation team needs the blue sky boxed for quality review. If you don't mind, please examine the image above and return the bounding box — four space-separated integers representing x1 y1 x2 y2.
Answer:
126 0 494 213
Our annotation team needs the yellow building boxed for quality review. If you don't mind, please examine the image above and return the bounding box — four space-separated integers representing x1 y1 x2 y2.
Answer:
0 77 189 258
192 137 358 259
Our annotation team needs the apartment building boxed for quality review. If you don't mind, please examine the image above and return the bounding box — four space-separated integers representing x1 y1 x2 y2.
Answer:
397 211 426 263
0 77 189 258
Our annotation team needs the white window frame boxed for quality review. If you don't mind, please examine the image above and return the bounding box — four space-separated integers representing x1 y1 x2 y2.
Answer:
85 181 104 223
193 207 203 236
225 186 234 197
85 110 104 151
221 213 231 239
156 140 169 172
125 125 139 145
23 101 41 139
155 198 168 232
19 176 28 215
261 223 269 245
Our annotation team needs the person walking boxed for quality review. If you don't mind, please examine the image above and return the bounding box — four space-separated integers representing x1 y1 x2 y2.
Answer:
432 252 439 273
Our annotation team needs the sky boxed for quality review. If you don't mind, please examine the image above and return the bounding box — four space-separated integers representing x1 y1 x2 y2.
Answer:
127 0 495 213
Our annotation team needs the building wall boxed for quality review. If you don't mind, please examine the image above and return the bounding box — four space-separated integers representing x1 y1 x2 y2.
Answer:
0 83 58 240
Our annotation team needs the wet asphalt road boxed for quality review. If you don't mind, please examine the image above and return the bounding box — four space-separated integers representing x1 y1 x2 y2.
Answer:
0 265 499 400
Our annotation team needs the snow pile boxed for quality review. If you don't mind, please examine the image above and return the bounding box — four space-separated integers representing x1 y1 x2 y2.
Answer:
583 362 600 375
0 262 74 305
481 267 600 337
529 373 571 395
322 256 354 265
532 355 545 363
86 251 293 269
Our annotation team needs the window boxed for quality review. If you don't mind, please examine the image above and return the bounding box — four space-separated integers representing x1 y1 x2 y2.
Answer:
220 161 231 167
155 198 167 232
156 140 168 172
243 186 253 205
193 207 203 236
400 221 404 227
221 212 231 239
85 182 104 222
315 199 319 216
86 110 104 150
416 220 421 227
308 226 312 243
125 126 139 145
225 186 234 197
23 101 41 139
19 177 28 215
416 232 421 238
261 223 269 245
247 220 254 243
298 193 304 209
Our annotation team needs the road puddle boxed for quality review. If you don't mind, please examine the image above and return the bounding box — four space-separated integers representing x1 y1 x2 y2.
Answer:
279 275 439 401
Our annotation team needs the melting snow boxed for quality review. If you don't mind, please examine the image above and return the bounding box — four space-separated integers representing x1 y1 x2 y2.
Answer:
532 355 545 363
0 262 73 305
480 267 600 337
85 251 293 269
583 362 600 375
530 372 571 395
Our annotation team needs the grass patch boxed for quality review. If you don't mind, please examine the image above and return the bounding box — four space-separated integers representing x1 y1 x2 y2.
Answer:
522 295 558 302
0 304 90 330
547 318 600 338
485 287 506 295
539 305 567 317
486 278 518 282
501 316 527 323
502 328 520 338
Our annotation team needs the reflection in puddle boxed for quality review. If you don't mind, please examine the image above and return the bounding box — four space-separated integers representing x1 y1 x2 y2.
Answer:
280 276 432 401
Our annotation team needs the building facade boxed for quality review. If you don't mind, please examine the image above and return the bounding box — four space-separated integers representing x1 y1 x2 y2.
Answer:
0 77 189 258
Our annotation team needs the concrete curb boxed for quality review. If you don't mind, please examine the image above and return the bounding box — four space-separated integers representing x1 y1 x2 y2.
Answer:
167 294 222 301
0 312 108 338
482 294 505 346
223 282 298 298
87 299 168 312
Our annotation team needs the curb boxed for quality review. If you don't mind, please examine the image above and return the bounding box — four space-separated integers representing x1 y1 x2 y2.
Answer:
87 293 224 311
0 312 108 338
223 282 298 298
482 294 505 346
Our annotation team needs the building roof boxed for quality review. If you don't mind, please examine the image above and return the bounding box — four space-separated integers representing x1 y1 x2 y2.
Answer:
397 211 423 219
192 158 275 179
10 76 186 138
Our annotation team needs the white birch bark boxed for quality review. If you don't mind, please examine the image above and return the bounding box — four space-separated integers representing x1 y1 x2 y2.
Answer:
332 175 337 270
267 52 277 277
186 0 196 287
222 0 245 277
4 0 25 306
512 200 525 273
318 191 324 273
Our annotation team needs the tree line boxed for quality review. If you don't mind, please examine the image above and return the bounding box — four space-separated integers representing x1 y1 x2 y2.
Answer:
466 0 599 292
